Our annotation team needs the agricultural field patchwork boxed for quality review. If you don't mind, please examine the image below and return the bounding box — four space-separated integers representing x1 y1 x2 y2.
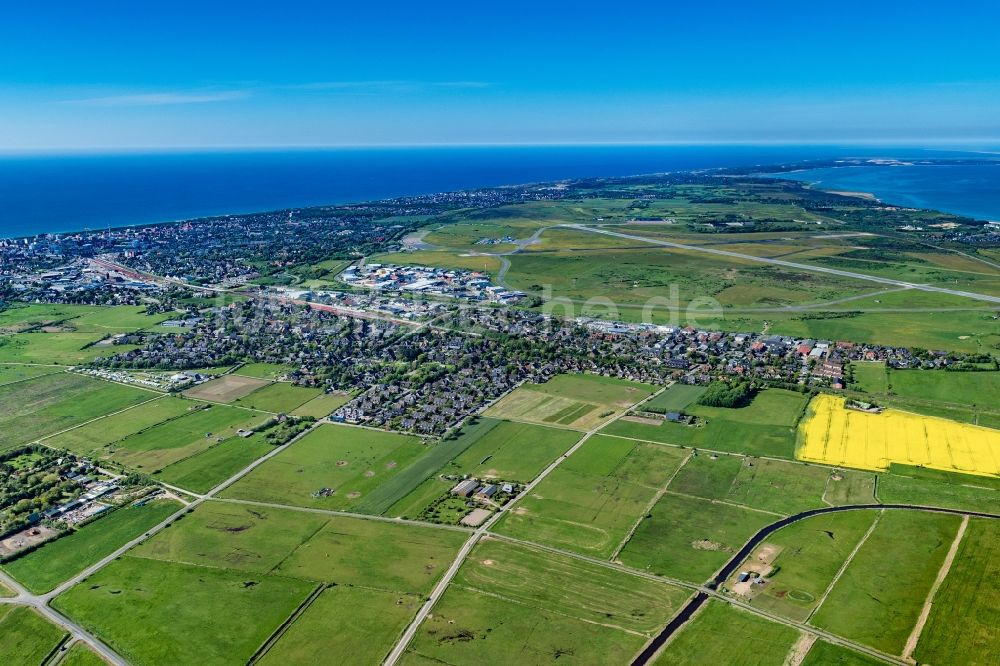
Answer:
44 395 195 456
798 394 1000 477
495 435 688 558
404 538 690 665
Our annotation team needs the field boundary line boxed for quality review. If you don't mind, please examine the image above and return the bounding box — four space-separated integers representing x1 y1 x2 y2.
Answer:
610 451 694 562
901 514 969 662
660 488 788 519
0 368 65 390
806 509 883 623
246 583 326 665
34 393 168 446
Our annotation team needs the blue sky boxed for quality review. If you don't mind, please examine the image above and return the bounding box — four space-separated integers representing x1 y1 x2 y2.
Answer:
2 1 1000 150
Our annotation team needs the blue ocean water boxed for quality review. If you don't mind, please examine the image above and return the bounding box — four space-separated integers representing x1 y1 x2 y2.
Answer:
0 146 996 238
776 163 1000 222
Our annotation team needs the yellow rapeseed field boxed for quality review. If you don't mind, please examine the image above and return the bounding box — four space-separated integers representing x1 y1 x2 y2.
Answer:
797 394 1000 477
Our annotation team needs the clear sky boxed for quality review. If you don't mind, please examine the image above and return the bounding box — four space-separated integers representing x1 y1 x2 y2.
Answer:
2 1 1000 150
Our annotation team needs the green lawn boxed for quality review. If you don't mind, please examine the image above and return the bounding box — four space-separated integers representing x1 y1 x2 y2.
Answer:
643 383 706 412
2 499 181 594
887 368 1000 408
154 432 274 493
877 465 1000 514
618 493 775 583
220 423 432 512
654 600 799 665
495 436 688 558
811 510 962 654
850 361 888 394
0 606 68 666
53 556 314 666
109 404 267 471
404 538 689 665
913 517 1000 665
44 396 194 456
742 510 879 621
0 373 152 452
232 382 322 413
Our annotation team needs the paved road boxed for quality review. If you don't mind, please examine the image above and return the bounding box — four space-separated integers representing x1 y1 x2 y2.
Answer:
569 224 1000 305
631 503 1000 666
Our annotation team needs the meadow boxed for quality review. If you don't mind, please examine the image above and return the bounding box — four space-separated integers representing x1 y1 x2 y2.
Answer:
232 382 322 413
220 424 432 512
654 600 799 666
811 510 962 654
233 362 296 379
183 374 268 402
0 372 152 452
486 374 655 430
603 388 809 459
59 643 108 666
798 394 1000 477
877 465 1000 514
618 492 775 583
912 517 1000 665
0 606 68 666
154 432 274 493
643 383 706 412
44 395 194 456
290 391 351 418
0 362 62 385
404 537 689 665
800 641 889 666
2 499 181 594
108 403 268 471
739 510 879 621
495 435 688 558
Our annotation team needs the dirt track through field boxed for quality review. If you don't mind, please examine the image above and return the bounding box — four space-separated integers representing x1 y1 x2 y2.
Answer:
902 514 969 661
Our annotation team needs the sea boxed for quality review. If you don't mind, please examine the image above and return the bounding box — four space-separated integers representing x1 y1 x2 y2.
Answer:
0 145 998 238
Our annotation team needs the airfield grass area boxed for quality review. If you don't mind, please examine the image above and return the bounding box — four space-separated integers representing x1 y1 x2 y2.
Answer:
495 435 688 558
2 499 181 594
405 538 689 665
811 510 962 654
668 453 873 515
485 373 655 430
53 556 315 666
232 382 322 413
798 394 1000 477
739 510 879 622
912 517 1000 665
654 600 799 666
44 395 194 455
258 586 421 666
619 492 775 583
0 372 152 452
154 432 274 493
220 423 432 512
107 403 268 471
877 465 1000 514
604 388 809 458
0 606 68 666
183 374 268 402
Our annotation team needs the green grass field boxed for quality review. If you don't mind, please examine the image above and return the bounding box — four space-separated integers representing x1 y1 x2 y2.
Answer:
220 423 432 512
258 586 421 666
485 373 656 430
654 600 799 666
0 606 68 666
2 499 181 594
290 391 351 417
0 362 62 386
44 395 194 455
667 454 862 515
0 372 152 452
154 432 274 493
913 517 1000 665
232 382 322 413
643 383 706 412
811 510 962 654
53 556 314 666
108 403 267 471
59 642 108 666
741 510 879 621
233 362 295 379
851 361 889 394
495 435 688 558
877 465 1000 514
619 492 775 583
602 388 809 459
800 640 889 666
405 537 689 665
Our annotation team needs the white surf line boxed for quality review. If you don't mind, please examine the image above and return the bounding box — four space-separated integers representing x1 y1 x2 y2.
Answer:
382 385 669 666
610 451 694 562
806 509 883 623
567 224 1000 305
902 514 969 662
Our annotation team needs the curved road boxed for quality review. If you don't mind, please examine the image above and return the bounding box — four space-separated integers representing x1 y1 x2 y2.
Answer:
631 503 1000 666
